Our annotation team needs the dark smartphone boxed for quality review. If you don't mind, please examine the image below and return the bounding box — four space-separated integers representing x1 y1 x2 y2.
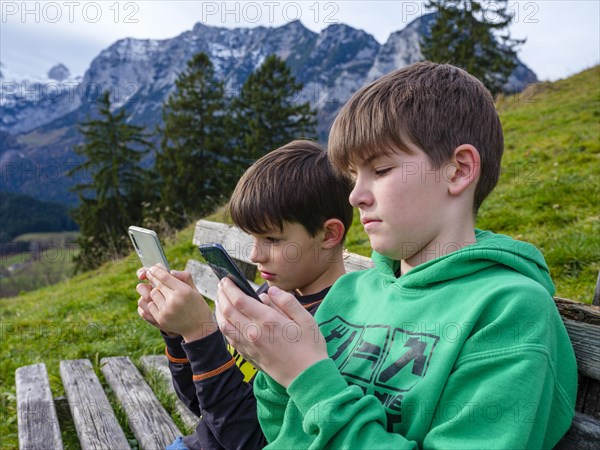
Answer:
199 243 261 301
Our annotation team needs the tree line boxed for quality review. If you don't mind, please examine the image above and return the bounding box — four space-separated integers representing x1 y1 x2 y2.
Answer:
69 54 317 270
69 0 522 271
0 192 78 245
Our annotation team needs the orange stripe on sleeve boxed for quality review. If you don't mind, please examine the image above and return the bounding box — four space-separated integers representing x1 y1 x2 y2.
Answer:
165 346 190 364
302 299 323 310
193 357 236 381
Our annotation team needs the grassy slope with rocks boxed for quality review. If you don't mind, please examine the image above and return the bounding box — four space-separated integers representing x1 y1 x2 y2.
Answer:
1 67 598 448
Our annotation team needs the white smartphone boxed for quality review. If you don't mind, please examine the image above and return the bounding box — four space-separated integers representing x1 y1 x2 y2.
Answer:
128 226 170 271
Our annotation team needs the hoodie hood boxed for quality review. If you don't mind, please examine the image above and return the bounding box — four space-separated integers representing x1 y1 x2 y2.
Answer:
371 229 555 296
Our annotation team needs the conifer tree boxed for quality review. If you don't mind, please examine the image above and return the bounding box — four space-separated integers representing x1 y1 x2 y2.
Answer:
155 52 228 228
422 0 524 95
230 55 317 165
69 91 153 270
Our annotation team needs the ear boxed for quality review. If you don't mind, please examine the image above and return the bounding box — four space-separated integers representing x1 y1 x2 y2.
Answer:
447 144 481 196
320 218 345 249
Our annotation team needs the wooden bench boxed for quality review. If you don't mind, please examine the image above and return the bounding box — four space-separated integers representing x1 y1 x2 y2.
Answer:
16 219 600 449
16 355 201 450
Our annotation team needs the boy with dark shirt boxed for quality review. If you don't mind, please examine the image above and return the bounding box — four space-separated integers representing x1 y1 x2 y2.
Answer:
136 140 353 449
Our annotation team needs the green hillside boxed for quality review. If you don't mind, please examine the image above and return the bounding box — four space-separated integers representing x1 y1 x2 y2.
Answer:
480 66 599 301
1 67 598 447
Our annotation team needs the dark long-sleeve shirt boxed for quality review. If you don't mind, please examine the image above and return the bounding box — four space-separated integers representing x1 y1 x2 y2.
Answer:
163 285 330 450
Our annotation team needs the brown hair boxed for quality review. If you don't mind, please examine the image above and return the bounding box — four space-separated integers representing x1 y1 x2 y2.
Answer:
328 61 503 212
229 140 353 239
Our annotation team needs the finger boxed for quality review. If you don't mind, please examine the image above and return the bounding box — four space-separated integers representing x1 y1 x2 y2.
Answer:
217 313 239 341
150 285 167 308
259 292 287 317
171 270 196 288
138 296 152 313
147 265 183 292
136 282 152 298
220 278 268 320
146 299 160 318
145 267 172 293
137 268 147 280
138 306 159 326
216 280 251 326
268 286 314 326
214 290 226 325
215 296 245 344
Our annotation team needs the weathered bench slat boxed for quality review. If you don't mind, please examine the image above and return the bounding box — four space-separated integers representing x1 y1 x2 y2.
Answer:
192 219 259 279
342 249 375 271
556 297 600 325
59 359 129 450
193 220 254 263
555 411 600 450
100 356 181 450
16 363 63 450
562 318 600 381
140 355 199 430
576 374 600 419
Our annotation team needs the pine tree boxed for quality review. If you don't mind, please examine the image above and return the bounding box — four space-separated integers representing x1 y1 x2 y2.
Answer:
230 55 317 165
155 53 228 228
422 0 524 95
69 91 153 270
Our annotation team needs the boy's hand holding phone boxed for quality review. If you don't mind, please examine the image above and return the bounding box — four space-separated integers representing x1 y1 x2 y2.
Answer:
129 226 217 342
215 278 329 388
136 268 180 336
141 265 218 342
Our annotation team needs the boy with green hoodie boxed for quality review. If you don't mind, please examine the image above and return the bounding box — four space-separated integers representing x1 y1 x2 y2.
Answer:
215 61 578 449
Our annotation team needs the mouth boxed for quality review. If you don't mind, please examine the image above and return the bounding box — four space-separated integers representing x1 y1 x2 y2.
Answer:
259 269 276 280
361 217 380 225
361 217 381 231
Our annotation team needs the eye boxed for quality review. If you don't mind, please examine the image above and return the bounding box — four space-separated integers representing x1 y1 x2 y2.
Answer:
375 167 392 177
266 237 281 244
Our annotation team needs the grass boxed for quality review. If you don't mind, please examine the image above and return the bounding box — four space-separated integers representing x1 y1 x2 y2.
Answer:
0 255 76 298
478 66 600 302
1 67 599 448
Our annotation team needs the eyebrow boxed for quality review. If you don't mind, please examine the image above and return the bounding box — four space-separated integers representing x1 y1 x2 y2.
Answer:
360 153 388 166
348 153 384 172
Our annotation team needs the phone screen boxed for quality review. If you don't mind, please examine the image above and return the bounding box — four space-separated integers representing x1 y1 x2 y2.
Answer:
199 243 261 301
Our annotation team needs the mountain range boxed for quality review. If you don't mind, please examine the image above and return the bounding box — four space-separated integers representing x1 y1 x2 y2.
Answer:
0 13 537 205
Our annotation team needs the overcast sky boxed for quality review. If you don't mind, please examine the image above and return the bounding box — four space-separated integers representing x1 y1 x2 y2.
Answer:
1 1 599 82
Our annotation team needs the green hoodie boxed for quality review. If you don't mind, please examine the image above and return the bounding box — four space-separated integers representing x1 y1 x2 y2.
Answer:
254 230 577 449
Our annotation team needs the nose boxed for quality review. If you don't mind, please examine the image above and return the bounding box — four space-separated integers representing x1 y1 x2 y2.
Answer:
349 175 373 208
250 239 268 264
